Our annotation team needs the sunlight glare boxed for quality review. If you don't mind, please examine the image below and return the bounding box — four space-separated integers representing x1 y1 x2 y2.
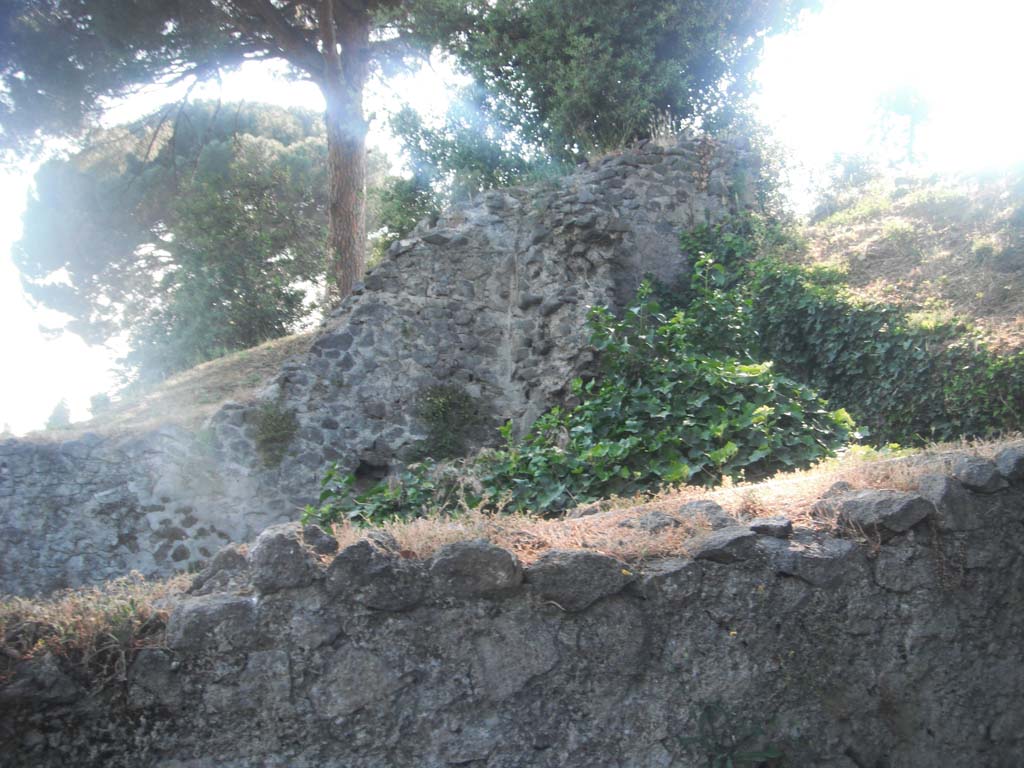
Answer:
756 0 1024 177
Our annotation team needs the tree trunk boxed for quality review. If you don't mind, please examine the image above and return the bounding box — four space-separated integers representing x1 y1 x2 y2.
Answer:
321 7 370 303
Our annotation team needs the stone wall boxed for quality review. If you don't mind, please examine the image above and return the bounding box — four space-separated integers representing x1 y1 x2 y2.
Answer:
0 427 282 596
215 132 756 481
2 447 1023 766
0 134 757 596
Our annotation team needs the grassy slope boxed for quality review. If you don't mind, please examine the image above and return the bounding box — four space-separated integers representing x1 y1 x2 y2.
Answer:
801 170 1024 350
26 332 313 441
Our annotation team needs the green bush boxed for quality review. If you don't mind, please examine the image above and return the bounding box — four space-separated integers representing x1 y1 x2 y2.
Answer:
672 214 1024 444
89 393 113 417
45 399 72 430
475 286 852 514
302 461 478 527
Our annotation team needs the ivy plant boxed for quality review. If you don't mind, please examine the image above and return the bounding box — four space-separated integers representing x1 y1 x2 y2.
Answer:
304 280 852 525
674 214 1024 445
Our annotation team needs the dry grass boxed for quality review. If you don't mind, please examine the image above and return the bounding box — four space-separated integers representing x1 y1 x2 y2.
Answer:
710 451 920 530
332 498 714 566
0 573 189 689
331 436 1023 563
699 435 1019 531
26 332 313 442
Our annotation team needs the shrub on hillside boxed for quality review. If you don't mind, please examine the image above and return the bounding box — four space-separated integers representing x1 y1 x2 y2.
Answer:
45 400 71 430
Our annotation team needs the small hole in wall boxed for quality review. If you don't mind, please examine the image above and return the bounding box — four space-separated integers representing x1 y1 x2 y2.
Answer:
354 459 389 491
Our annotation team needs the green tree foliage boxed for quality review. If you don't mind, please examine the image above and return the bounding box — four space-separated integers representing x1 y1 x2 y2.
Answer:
877 86 929 165
810 153 882 221
390 83 571 201
453 0 813 152
392 0 813 200
15 103 332 380
89 393 112 417
0 0 459 301
15 102 326 340
367 175 440 262
45 400 71 430
124 132 331 379
15 99 434 381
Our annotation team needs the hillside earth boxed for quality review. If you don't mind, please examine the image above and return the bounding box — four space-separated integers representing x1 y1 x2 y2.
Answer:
804 169 1024 350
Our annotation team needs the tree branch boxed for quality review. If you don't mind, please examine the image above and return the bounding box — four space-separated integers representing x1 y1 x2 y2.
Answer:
190 77 224 183
227 0 323 75
320 0 343 83
368 35 425 71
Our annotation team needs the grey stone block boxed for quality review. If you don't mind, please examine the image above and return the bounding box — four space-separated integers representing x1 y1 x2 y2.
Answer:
429 540 523 598
526 550 633 611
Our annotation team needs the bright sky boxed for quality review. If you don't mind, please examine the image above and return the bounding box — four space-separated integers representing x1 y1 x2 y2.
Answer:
755 0 1024 201
2 0 1023 434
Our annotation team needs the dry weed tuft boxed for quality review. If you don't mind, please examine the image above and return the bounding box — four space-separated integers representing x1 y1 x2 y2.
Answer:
330 502 712 565
0 573 189 689
327 484 717 564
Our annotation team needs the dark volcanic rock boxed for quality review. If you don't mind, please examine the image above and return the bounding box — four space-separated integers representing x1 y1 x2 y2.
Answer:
917 474 986 531
526 549 633 611
953 455 1008 493
832 489 934 539
676 499 734 529
325 537 426 611
302 523 340 555
995 443 1024 482
690 525 760 563
249 523 322 594
749 515 794 539
165 594 258 652
5 477 1024 768
189 543 251 596
429 540 523 598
